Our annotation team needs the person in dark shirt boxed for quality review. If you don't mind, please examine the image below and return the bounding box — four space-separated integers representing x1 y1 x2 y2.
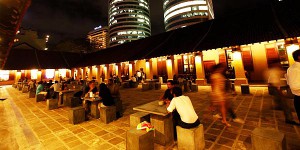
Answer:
160 80 175 101
99 83 115 106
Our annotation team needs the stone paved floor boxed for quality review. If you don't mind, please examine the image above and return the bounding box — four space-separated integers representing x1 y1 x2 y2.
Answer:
1 84 300 150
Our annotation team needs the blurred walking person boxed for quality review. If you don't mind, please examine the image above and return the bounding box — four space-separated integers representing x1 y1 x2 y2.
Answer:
210 63 231 127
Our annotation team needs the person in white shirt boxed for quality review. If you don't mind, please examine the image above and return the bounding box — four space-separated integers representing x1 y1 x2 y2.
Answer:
166 87 200 140
50 81 61 92
287 49 300 123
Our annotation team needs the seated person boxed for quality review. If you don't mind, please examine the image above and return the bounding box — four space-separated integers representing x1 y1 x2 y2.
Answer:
107 79 120 98
36 81 47 96
160 80 175 102
83 81 99 119
50 81 61 99
99 83 115 107
129 76 137 87
166 87 200 140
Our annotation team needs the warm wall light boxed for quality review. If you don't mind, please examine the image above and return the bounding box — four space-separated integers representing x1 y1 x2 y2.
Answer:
46 69 55 79
59 69 67 78
31 69 38 79
233 51 242 61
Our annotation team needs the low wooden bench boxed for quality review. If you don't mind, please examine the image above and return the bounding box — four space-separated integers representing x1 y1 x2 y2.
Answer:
22 86 29 93
47 99 58 110
130 112 150 128
251 127 286 150
142 83 149 91
69 106 85 124
176 124 205 150
155 82 161 90
130 82 139 88
18 85 22 91
191 84 198 92
241 84 250 94
126 128 154 150
113 97 123 118
100 105 116 124
36 94 45 102
29 89 36 98
122 82 130 88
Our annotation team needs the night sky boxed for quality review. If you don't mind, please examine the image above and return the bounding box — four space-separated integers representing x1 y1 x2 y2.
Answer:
21 0 270 44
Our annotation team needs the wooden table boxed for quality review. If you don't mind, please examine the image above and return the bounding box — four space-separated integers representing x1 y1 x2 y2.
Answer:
57 89 76 107
84 97 102 119
133 101 174 146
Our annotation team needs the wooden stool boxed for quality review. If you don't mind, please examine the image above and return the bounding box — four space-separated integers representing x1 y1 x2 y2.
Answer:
155 82 161 90
113 97 123 117
241 84 250 94
18 85 22 91
36 94 45 102
69 106 85 124
191 84 198 92
130 112 150 128
176 124 205 150
131 82 139 88
29 89 36 98
100 105 116 124
150 114 174 146
142 83 149 91
22 87 28 93
47 99 58 110
70 97 81 108
251 127 286 150
126 128 154 150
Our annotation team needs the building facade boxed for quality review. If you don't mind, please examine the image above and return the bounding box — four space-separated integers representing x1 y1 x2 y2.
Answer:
87 26 109 50
163 0 214 31
108 0 151 47
13 28 47 50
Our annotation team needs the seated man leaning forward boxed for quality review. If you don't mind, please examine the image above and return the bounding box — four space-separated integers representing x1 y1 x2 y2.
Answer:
160 80 175 102
36 81 47 96
166 87 200 129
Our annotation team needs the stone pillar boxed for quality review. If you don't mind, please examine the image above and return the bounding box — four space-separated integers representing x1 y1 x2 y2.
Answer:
54 69 59 81
166 56 175 80
89 66 93 80
99 65 104 82
195 52 207 85
104 64 109 83
37 70 42 81
96 65 100 82
15 70 21 83
71 69 75 79
232 51 248 85
151 58 158 78
145 59 153 79
129 61 136 78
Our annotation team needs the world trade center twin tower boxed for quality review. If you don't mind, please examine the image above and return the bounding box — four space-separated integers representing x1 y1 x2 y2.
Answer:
108 0 214 47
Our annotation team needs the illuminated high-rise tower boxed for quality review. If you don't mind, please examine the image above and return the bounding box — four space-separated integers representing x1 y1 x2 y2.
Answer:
87 26 109 50
108 0 151 47
163 0 214 31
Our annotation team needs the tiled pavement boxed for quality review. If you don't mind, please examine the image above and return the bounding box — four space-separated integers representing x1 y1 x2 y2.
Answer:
1 84 300 150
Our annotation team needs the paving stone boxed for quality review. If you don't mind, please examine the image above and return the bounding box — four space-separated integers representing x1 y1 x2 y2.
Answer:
2 86 300 149
217 137 235 147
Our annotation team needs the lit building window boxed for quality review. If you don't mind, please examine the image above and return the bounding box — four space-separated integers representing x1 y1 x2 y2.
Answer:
31 69 38 79
0 70 9 81
46 69 55 79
